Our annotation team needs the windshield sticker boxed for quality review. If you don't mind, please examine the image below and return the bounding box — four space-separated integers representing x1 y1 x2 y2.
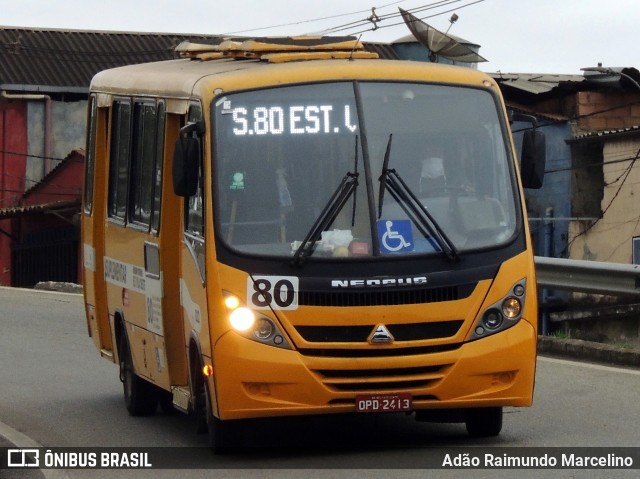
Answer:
248 275 299 310
377 219 414 254
230 171 246 191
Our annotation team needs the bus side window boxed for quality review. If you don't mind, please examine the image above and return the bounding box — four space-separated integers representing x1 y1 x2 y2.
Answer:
128 100 166 231
108 99 132 221
151 102 166 232
129 101 157 228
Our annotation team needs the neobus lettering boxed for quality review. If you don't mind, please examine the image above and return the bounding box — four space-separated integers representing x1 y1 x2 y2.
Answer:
331 276 427 288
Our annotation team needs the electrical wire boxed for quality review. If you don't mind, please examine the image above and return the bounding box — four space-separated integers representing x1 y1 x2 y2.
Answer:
344 0 486 37
316 0 470 36
221 1 411 35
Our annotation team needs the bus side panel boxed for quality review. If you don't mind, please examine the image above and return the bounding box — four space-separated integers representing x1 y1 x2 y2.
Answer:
103 224 172 389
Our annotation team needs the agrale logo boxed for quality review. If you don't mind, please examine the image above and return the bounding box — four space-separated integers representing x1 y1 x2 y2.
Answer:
369 324 394 344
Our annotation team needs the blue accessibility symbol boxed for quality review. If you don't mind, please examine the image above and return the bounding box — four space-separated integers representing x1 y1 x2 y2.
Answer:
377 219 414 254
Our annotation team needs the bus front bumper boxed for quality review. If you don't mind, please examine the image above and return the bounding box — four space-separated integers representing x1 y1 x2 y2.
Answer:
212 319 536 420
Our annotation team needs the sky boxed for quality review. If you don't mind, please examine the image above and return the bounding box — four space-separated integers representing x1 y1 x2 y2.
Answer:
1 0 638 74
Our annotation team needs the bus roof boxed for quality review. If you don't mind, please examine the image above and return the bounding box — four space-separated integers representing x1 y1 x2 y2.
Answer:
89 36 497 101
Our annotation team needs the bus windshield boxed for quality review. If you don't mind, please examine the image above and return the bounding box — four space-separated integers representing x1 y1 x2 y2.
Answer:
213 81 519 259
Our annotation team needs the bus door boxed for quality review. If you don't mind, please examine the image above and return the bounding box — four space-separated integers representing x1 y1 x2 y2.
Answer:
175 103 213 407
83 94 113 357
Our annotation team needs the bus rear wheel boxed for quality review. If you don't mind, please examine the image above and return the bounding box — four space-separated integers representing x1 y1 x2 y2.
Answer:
465 407 503 437
119 331 158 416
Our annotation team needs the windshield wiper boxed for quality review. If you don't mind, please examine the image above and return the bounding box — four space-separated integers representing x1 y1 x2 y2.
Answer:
378 134 460 262
291 170 359 266
292 137 360 266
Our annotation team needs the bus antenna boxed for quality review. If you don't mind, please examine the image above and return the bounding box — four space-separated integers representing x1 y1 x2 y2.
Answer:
349 34 363 61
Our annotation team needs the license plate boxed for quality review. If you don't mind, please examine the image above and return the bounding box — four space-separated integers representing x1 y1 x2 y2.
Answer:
355 393 412 413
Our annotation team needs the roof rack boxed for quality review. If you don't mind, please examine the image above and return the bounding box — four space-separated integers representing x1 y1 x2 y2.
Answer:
175 36 379 62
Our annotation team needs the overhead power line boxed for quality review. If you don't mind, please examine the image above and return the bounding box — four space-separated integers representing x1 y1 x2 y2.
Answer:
221 1 411 36
319 0 485 37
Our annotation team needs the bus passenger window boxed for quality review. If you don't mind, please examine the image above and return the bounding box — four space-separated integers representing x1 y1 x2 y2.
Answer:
129 102 157 227
151 102 165 232
108 100 131 221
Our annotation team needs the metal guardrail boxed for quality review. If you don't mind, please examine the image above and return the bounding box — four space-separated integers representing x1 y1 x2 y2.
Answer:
535 256 640 296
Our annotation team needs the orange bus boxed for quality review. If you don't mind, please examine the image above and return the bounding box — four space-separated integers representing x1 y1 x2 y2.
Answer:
82 36 545 451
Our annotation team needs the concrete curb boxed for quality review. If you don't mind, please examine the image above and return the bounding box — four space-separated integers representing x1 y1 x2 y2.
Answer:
0 422 69 479
538 335 640 368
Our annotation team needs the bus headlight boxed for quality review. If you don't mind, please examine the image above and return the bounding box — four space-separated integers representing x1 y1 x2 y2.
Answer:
483 309 503 330
469 279 526 341
222 290 292 349
254 318 274 340
229 307 255 331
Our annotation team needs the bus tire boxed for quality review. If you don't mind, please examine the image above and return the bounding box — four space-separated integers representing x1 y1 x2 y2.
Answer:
465 407 502 438
119 331 158 416
202 377 243 453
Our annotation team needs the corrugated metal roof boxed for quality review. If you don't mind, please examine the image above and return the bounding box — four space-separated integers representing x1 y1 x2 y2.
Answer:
23 149 84 198
362 41 399 60
569 125 640 143
0 199 80 219
490 72 585 95
0 28 398 92
506 102 569 123
0 27 223 92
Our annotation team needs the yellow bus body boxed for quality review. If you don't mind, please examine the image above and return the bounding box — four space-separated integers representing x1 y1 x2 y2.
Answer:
82 40 537 445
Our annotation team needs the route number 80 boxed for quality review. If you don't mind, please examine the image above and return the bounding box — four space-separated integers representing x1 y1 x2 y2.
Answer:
248 275 299 310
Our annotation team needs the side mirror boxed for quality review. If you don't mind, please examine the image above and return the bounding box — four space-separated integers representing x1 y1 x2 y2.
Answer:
172 137 200 197
520 129 545 189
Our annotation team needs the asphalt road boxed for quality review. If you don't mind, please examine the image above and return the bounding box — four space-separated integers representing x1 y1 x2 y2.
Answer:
0 287 638 478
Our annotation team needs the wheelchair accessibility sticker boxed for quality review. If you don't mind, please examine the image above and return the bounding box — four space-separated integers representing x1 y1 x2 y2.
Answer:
377 219 414 254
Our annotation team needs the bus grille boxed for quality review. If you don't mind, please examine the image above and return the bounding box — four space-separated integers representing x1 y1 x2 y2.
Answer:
313 364 451 392
298 284 474 307
296 320 464 343
297 343 462 358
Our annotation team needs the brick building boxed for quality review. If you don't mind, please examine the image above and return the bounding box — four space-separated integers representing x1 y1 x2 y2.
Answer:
492 68 640 263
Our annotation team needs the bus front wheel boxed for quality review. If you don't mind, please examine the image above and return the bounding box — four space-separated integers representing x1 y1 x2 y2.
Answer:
465 407 503 437
200 375 243 453
119 331 158 416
